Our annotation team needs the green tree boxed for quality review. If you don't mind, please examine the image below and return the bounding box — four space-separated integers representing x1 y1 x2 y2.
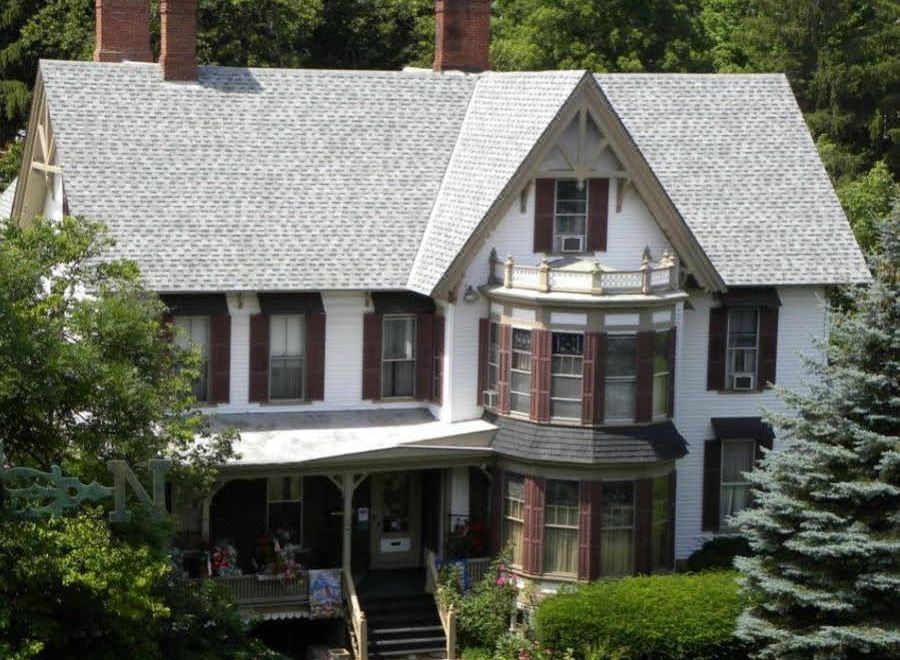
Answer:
836 160 898 253
734 205 900 658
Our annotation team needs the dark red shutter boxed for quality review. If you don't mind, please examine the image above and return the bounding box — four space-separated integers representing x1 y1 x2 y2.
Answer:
415 312 434 400
634 478 653 574
635 330 655 422
587 178 609 252
477 318 490 406
432 315 445 403
582 333 597 425
523 476 545 575
758 306 779 388
305 312 326 401
209 314 231 403
490 470 504 555
362 313 383 400
498 324 512 415
667 471 677 569
530 329 551 422
577 481 602 580
666 327 677 417
702 439 722 532
249 314 270 403
533 179 555 253
707 307 727 390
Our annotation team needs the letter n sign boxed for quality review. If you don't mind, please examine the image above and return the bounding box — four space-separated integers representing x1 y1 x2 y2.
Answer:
107 459 171 523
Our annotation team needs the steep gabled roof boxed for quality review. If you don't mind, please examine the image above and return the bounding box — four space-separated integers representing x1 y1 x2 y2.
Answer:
0 178 16 219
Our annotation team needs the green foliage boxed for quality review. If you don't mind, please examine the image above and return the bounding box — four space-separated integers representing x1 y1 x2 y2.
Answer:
534 572 747 660
733 204 900 658
836 160 899 253
687 534 753 572
461 647 494 660
0 215 237 489
0 135 23 191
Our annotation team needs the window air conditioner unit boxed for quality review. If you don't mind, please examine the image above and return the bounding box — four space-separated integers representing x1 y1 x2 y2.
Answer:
560 235 584 253
732 373 756 391
483 390 498 408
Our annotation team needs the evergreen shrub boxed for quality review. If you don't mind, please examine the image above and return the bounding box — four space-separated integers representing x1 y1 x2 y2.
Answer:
687 535 752 571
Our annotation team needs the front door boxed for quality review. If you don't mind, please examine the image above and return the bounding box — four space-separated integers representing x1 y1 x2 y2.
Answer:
370 472 422 568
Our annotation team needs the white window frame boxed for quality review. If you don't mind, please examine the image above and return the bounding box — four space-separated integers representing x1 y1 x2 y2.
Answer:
553 178 589 253
600 481 635 577
381 314 416 398
269 314 306 401
720 438 756 529
604 333 637 423
652 332 670 418
509 327 532 416
543 479 580 575
174 315 210 403
503 474 525 568
550 331 584 422
726 308 760 390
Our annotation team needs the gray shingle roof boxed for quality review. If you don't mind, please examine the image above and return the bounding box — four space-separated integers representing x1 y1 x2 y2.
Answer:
36 62 868 292
486 412 688 464
0 178 16 219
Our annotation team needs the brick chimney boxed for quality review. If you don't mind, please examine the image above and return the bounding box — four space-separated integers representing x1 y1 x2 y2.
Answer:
160 0 198 81
93 0 153 63
433 0 491 72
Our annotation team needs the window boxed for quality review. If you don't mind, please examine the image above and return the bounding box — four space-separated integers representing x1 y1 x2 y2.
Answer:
726 309 759 390
605 335 637 421
720 439 755 528
510 329 532 414
174 316 210 402
382 316 416 397
269 315 305 400
543 480 579 574
652 333 670 416
267 475 302 546
503 474 525 567
601 482 634 576
554 179 588 253
650 476 671 570
487 321 500 395
551 332 583 420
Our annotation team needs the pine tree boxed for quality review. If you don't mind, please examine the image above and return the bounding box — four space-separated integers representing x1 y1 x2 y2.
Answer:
734 203 900 658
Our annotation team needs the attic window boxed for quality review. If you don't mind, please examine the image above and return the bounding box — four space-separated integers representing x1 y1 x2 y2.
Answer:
554 179 588 253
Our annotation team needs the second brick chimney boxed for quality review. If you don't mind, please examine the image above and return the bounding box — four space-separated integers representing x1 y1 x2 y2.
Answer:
433 0 491 73
160 0 199 81
93 0 153 63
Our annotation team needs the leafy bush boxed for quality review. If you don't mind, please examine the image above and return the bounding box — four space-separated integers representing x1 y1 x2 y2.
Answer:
686 535 752 572
461 647 493 660
534 572 747 660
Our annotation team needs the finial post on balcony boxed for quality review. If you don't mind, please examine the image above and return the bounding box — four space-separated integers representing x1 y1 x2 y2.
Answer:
641 251 652 294
503 255 514 288
538 258 551 293
591 260 604 295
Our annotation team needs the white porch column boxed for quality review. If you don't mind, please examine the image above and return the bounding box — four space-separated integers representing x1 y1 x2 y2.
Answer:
449 467 470 523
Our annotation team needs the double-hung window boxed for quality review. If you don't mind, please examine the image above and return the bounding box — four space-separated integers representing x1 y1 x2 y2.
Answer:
487 321 500 396
550 332 583 420
269 315 305 400
267 475 302 545
382 316 416 398
509 328 532 415
600 482 634 576
174 316 210 402
554 179 588 253
605 335 637 422
726 309 759 390
543 480 579 575
652 333 670 416
650 476 671 570
503 474 525 567
720 438 755 528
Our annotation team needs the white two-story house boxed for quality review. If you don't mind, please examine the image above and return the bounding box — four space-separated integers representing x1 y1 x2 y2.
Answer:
4 0 870 655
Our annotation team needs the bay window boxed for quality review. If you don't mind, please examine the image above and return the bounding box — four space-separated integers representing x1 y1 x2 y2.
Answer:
652 333 670 416
650 476 671 570
503 474 525 567
554 179 588 253
726 309 759 390
510 329 532 414
382 315 416 397
720 438 755 528
543 480 579 574
605 335 637 422
269 315 305 400
174 316 210 402
600 482 634 576
550 332 583 420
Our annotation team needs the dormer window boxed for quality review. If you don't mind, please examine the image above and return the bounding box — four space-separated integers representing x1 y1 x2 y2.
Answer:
269 315 305 400
554 179 588 253
382 315 416 398
726 309 759 391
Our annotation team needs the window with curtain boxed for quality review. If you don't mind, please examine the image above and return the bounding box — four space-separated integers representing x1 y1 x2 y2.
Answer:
726 308 759 389
550 332 583 420
650 476 671 570
503 474 525 567
382 315 416 397
605 335 637 421
267 475 302 545
601 482 634 576
720 439 755 528
269 315 305 400
652 332 670 417
174 316 210 402
554 179 588 252
487 321 500 394
510 329 532 414
543 480 579 574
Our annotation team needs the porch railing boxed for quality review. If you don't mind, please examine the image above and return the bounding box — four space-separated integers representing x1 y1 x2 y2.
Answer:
466 557 491 586
215 574 310 606
425 549 458 660
343 568 368 660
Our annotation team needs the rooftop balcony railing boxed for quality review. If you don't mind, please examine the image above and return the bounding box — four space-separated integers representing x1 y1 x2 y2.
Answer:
488 248 680 296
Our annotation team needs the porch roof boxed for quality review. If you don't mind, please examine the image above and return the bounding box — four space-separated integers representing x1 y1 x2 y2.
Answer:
209 409 495 470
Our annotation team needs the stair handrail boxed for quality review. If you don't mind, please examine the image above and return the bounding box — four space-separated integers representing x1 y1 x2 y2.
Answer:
425 548 457 660
343 568 368 660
